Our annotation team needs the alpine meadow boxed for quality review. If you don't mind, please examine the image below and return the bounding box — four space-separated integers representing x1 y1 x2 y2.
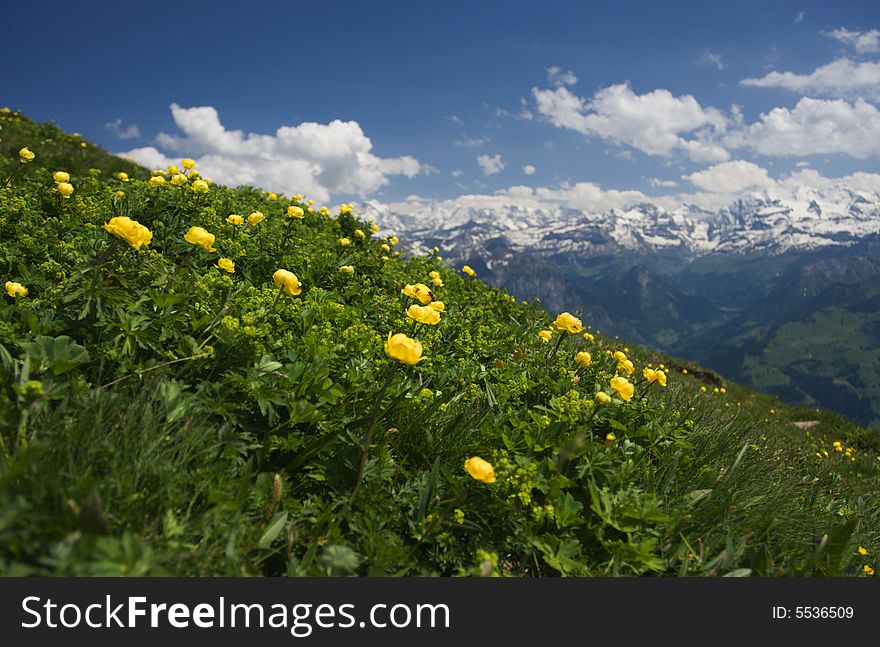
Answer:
1 110 879 577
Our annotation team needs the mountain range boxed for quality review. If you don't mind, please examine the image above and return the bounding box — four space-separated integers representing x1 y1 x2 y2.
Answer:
372 183 880 428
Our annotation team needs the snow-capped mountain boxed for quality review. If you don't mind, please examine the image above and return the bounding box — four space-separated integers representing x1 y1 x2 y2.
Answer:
369 183 880 261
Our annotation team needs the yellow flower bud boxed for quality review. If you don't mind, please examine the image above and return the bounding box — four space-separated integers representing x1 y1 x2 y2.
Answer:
273 269 302 296
191 179 209 193
338 237 351 247
428 301 445 312
595 391 612 405
18 147 35 163
461 265 476 277
217 258 235 273
554 312 583 333
181 158 195 169
339 265 355 276
57 182 74 197
170 173 187 186
53 171 70 183
575 351 591 367
149 175 166 187
384 332 424 365
538 329 552 342
116 172 129 182
227 214 244 226
248 211 265 226
102 216 152 250
287 205 304 219
464 457 495 484
184 226 216 252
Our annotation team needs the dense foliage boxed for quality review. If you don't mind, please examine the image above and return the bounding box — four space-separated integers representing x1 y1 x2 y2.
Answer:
1 109 879 576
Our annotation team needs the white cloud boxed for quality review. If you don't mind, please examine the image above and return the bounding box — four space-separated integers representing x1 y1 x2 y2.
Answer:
105 118 141 140
699 50 726 71
741 58 880 99
451 169 464 178
447 115 464 125
825 28 880 54
795 12 805 24
477 154 505 175
725 97 880 159
522 164 537 175
532 83 728 161
120 103 424 202
546 66 578 87
647 177 678 188
684 160 775 193
454 136 490 148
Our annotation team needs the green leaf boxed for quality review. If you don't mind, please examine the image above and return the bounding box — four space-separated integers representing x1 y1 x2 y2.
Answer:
258 511 288 549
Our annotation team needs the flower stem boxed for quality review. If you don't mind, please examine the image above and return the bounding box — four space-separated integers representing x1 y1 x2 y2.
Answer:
349 364 399 505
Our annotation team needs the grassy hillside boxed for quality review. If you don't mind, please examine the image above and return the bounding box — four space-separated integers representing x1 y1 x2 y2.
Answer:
1 109 879 577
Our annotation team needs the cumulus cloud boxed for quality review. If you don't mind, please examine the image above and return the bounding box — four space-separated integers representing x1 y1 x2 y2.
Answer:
546 66 578 87
451 169 465 178
825 27 880 54
105 118 141 140
120 103 424 202
477 154 505 175
522 164 537 175
532 83 728 161
684 160 775 193
741 58 880 99
725 97 880 159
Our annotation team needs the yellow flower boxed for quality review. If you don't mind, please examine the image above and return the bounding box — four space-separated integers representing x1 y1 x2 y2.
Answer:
643 367 666 386
432 276 444 287
189 170 201 179
720 387 727 393
268 192 278 201
575 351 592 367
604 432 616 448
407 304 441 325
402 283 432 304
338 237 351 247
149 175 165 187
538 329 553 342
102 216 153 250
116 172 129 182
380 244 391 253
429 271 440 279
115 190 125 198
858 546 869 556
612 350 627 363
682 368 688 374
554 312 583 333
610 376 634 401
226 214 244 225
184 226 216 252
191 179 209 193
389 236 399 245
428 301 445 312
384 332 424 365
273 269 302 296
18 147 35 163
52 171 70 183
371 224 380 233
617 359 634 375
287 205 304 219
340 203 353 215
699 386 707 393
248 211 265 226
217 258 235 273
354 228 365 239
595 391 612 405
583 332 595 342
56 182 74 197
181 158 195 169
462 265 476 277
293 194 303 201
865 565 875 576
168 165 179 174
319 206 331 217
339 265 355 276
170 173 187 186
5 281 28 298
464 457 495 484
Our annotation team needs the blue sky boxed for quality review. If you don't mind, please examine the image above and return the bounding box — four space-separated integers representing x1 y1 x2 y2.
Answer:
2 1 879 209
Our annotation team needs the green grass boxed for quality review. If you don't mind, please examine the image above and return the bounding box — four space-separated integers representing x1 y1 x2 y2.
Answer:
1 109 879 577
